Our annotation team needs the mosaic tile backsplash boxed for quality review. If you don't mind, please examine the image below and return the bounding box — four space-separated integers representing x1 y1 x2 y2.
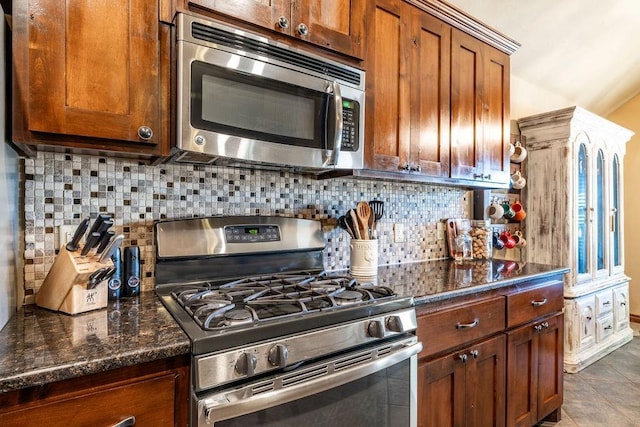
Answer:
22 151 469 299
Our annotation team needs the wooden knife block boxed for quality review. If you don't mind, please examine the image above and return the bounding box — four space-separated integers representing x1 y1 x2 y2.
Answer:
35 246 112 315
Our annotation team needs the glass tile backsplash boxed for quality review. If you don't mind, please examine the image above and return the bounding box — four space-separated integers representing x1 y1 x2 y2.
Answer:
22 152 469 296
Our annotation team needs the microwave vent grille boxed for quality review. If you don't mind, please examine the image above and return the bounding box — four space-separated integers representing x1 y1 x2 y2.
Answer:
191 22 362 87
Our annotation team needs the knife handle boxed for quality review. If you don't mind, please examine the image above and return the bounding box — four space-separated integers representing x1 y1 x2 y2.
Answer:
96 230 116 254
65 217 90 253
80 232 102 256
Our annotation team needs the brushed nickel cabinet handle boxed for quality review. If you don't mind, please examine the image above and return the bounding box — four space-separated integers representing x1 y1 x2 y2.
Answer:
458 353 468 363
531 298 547 307
456 319 479 330
469 349 479 359
111 416 135 427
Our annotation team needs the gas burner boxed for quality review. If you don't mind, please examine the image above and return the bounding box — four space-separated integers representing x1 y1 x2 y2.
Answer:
334 290 364 305
224 308 254 324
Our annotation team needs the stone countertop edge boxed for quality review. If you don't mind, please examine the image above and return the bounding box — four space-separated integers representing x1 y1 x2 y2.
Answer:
0 291 190 394
413 265 570 305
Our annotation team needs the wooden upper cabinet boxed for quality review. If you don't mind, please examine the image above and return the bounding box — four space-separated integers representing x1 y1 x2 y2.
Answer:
365 0 449 177
365 0 409 173
410 10 451 177
13 0 170 156
450 29 510 185
187 0 365 58
188 0 289 31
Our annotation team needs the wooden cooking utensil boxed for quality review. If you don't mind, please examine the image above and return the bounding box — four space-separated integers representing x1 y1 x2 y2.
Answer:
356 201 372 240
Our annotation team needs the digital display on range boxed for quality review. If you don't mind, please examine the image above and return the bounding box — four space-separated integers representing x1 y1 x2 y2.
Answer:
225 225 281 243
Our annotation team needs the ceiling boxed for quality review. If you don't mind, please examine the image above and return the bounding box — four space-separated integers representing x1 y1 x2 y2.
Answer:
446 0 640 117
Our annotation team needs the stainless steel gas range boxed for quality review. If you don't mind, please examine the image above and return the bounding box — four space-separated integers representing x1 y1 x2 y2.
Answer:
154 216 422 427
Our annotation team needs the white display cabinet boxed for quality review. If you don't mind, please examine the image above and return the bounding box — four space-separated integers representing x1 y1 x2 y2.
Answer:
518 106 634 373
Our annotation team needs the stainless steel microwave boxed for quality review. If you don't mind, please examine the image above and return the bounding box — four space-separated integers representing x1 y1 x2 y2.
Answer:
172 13 365 172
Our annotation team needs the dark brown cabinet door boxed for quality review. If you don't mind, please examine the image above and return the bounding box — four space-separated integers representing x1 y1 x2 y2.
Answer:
506 313 564 426
419 349 466 426
536 313 564 421
450 29 483 181
188 0 288 31
450 28 510 185
14 0 168 152
410 9 451 177
419 334 506 427
365 0 450 177
365 0 411 173
188 0 364 58
480 44 510 184
294 0 365 58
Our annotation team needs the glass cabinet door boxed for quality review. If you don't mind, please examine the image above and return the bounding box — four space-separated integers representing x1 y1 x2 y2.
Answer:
612 154 623 272
577 144 589 277
595 149 608 277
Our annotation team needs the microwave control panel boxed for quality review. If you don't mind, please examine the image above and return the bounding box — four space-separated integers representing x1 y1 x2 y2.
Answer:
341 100 359 151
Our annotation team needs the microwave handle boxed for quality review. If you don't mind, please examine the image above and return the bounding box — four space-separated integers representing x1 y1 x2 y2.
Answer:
324 81 344 167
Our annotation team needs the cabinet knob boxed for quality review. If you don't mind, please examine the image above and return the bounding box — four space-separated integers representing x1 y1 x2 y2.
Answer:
277 16 289 29
541 321 549 329
137 126 153 141
469 349 479 359
534 324 543 332
402 163 411 171
458 353 468 363
604 325 613 330
297 23 309 36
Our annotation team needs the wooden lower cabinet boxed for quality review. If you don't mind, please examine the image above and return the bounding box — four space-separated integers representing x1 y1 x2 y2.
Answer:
0 355 189 427
506 313 563 426
416 276 565 427
419 334 505 427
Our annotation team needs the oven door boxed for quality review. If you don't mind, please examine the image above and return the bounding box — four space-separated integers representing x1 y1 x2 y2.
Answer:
194 335 421 427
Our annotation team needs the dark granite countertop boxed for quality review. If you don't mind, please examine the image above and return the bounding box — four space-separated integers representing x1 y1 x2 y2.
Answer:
364 259 569 304
0 291 190 394
0 259 567 395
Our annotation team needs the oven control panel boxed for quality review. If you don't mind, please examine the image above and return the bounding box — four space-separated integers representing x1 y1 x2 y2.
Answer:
224 225 281 243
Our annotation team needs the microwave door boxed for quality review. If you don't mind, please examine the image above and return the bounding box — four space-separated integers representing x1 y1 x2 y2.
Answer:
323 81 344 167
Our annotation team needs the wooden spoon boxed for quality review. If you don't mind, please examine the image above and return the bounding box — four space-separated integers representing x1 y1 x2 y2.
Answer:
356 201 371 240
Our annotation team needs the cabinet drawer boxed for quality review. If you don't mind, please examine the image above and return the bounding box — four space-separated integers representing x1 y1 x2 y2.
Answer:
595 289 614 316
596 314 615 342
505 281 563 328
417 296 505 358
0 374 176 426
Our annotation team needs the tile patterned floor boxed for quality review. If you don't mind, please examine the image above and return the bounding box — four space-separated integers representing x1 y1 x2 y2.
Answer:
542 324 640 426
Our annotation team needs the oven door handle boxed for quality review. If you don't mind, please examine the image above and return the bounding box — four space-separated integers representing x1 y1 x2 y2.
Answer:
324 80 343 167
201 337 422 425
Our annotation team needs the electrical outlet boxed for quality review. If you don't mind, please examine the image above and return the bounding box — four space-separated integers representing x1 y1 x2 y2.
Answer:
58 225 77 250
436 221 445 240
394 223 405 243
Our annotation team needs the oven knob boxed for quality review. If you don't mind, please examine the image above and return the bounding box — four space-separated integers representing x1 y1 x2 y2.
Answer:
235 352 258 376
367 320 386 338
385 315 404 333
268 344 289 368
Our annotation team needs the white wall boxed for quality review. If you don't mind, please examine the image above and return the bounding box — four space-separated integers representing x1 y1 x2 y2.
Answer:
0 10 20 330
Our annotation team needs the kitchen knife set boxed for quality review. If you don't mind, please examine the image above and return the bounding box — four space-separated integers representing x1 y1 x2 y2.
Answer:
65 215 140 299
338 201 384 240
67 214 122 261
